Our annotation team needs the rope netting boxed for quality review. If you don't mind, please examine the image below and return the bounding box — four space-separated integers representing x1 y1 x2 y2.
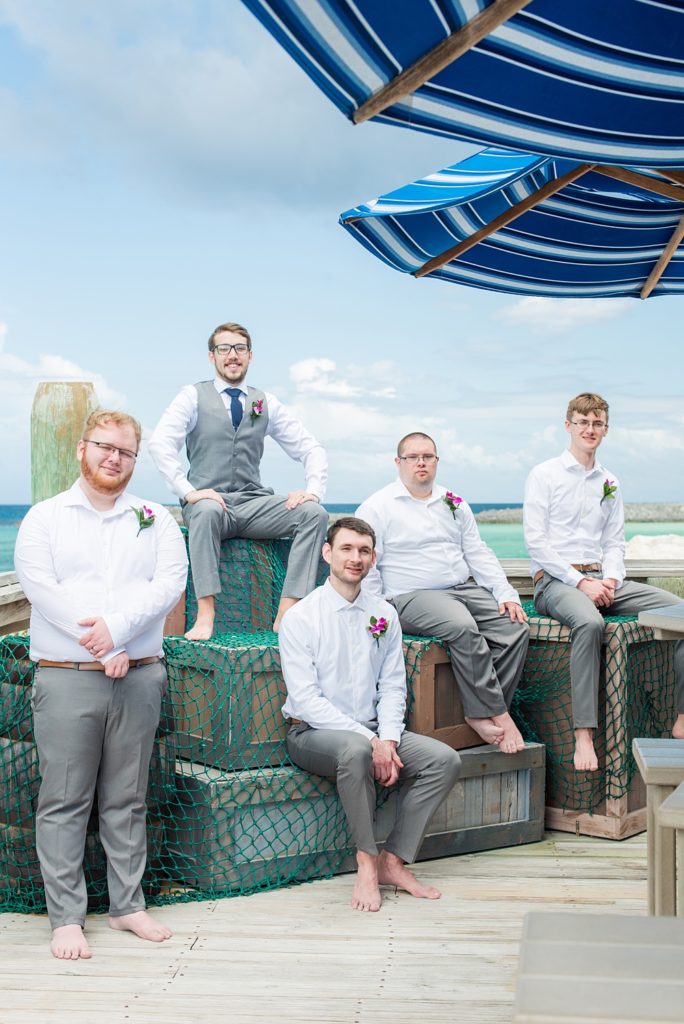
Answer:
0 540 677 913
513 601 676 814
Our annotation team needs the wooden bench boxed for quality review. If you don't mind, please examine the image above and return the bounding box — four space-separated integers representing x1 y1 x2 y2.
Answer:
656 780 684 917
633 737 684 914
513 911 684 1023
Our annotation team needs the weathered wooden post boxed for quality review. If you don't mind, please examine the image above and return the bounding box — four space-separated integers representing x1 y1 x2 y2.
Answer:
30 381 99 504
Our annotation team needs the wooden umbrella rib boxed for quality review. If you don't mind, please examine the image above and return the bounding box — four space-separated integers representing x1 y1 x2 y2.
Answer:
414 163 594 279
597 166 684 202
640 212 684 299
661 169 684 188
352 0 533 125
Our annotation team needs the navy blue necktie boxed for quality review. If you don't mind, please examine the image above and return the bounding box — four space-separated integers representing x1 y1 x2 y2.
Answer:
225 388 243 429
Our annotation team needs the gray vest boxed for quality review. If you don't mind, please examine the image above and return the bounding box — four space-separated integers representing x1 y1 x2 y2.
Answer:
186 381 270 494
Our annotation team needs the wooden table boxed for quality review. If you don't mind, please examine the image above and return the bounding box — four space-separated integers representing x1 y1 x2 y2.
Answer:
638 602 684 640
513 911 684 1023
633 737 684 915
658 781 684 916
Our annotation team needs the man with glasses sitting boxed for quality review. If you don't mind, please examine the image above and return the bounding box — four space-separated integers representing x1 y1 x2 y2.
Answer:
149 322 328 639
524 392 684 772
357 432 529 754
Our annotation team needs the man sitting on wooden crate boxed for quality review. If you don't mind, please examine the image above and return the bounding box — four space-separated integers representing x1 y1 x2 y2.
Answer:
524 391 684 773
14 410 188 960
357 433 529 754
279 517 461 913
149 321 328 640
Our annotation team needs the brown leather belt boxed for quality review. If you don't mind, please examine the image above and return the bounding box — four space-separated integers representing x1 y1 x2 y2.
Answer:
533 563 602 586
38 656 161 671
288 718 303 726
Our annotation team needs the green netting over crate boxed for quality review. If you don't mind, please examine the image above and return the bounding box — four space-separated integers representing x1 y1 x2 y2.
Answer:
1 531 679 912
512 601 677 816
0 620 429 913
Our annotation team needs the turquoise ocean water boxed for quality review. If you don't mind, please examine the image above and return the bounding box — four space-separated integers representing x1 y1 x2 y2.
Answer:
3 503 684 572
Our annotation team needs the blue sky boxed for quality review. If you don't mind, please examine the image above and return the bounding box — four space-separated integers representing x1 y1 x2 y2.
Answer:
1 0 682 505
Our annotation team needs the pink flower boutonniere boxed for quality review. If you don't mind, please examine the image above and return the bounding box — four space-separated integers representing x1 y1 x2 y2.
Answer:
601 479 617 504
131 505 155 536
443 491 463 518
250 399 264 420
368 616 390 645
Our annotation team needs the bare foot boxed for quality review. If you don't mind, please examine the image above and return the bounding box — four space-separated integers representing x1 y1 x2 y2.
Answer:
184 618 214 641
273 596 299 633
109 910 172 942
574 728 599 771
673 714 684 740
351 852 381 912
377 850 441 899
50 924 92 960
465 716 505 746
491 712 525 754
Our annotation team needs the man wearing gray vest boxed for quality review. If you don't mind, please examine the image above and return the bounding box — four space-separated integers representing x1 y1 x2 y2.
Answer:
149 322 328 639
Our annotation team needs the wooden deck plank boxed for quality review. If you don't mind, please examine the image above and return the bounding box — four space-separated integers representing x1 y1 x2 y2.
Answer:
0 831 648 1024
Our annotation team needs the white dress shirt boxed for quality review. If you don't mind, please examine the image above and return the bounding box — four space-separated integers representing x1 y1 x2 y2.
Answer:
279 580 407 743
14 482 188 662
356 480 520 605
148 378 328 501
523 449 626 587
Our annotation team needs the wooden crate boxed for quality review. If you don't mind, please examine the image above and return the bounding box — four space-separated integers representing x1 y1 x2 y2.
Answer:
404 638 483 751
164 636 287 771
162 742 544 892
165 635 486 774
185 538 282 634
374 742 545 860
162 763 351 890
516 615 675 839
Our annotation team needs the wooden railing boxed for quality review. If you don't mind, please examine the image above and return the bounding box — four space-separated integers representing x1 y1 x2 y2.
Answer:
2 560 683 637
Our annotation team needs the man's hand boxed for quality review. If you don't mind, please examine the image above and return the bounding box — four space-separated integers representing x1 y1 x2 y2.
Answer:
578 577 614 607
285 490 318 510
185 488 227 510
104 652 130 679
78 617 115 659
371 737 403 787
499 601 528 623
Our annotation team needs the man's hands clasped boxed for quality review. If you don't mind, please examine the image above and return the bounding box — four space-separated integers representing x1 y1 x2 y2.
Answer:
370 737 403 787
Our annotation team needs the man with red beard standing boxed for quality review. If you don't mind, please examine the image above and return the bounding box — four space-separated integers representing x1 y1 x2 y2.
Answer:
15 410 187 960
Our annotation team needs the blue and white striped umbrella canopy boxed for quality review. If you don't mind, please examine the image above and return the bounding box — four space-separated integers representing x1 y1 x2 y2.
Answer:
242 0 684 168
339 147 684 298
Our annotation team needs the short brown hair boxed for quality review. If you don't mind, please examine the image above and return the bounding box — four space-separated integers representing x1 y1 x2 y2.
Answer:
326 516 376 549
208 322 252 351
82 410 142 449
396 432 437 458
566 393 609 422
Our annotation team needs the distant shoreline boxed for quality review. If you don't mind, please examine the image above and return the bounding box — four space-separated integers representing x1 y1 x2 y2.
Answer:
473 503 684 524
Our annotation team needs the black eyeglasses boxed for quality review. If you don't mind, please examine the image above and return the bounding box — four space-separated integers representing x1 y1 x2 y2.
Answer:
398 454 438 464
213 343 250 355
83 439 138 462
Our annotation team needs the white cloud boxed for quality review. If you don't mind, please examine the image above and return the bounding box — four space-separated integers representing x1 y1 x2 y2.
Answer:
289 358 398 400
494 297 633 335
610 425 684 458
0 325 125 455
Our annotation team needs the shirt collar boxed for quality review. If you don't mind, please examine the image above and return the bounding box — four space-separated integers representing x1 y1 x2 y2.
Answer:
390 477 447 504
65 480 135 518
214 377 246 397
560 448 604 477
322 578 371 613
